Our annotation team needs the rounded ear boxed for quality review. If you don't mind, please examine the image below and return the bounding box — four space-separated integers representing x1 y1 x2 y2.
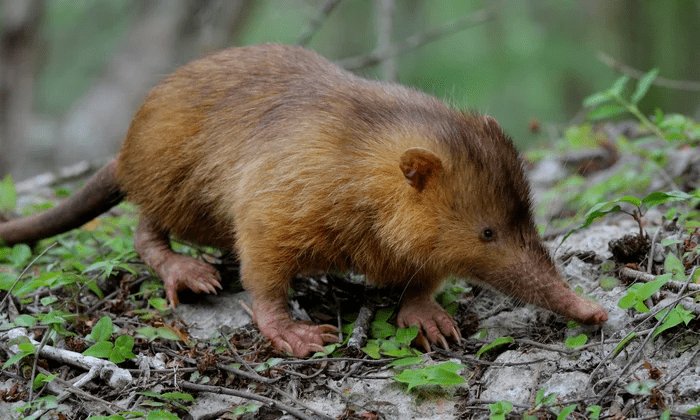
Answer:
399 147 443 192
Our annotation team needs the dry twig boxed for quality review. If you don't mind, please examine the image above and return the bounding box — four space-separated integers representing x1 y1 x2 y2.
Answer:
337 9 491 71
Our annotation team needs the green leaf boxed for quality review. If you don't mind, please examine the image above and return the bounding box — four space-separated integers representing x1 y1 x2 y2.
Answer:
609 75 630 96
42 311 69 325
4 244 32 267
641 190 693 207
40 296 58 306
3 351 30 369
599 276 618 291
135 326 158 341
395 326 419 345
155 327 182 341
653 305 694 339
14 314 37 328
565 333 588 349
625 379 656 395
488 400 513 420
616 195 642 207
587 104 627 120
83 341 113 359
582 92 610 108
33 373 57 390
631 68 659 104
664 253 685 281
0 175 17 213
111 335 136 363
638 274 671 300
375 307 394 323
557 404 577 420
586 405 602 419
148 297 169 311
393 362 465 391
146 410 179 420
476 336 514 358
370 319 395 339
162 392 195 402
362 340 381 359
86 316 113 342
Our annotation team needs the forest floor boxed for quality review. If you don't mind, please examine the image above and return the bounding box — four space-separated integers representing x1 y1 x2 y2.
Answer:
1 121 699 420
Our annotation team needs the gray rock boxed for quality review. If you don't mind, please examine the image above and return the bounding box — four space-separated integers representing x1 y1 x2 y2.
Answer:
542 371 592 400
676 375 700 398
480 350 558 406
174 290 252 340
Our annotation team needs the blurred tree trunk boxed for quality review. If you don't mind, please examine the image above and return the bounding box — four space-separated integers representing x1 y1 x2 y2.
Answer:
55 0 254 174
0 0 44 177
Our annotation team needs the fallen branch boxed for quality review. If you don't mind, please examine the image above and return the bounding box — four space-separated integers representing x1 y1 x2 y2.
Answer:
618 266 700 292
346 303 374 352
2 327 132 389
180 381 332 420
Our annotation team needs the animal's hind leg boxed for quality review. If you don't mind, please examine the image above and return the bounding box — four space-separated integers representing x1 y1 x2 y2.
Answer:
133 214 222 306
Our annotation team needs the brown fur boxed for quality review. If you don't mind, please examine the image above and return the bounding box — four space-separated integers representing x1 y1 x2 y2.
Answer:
1 44 607 357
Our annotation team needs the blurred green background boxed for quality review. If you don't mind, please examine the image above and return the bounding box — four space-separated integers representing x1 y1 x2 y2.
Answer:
2 0 699 179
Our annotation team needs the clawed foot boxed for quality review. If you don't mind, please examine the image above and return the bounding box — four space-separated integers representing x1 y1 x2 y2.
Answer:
161 254 222 307
397 297 461 352
260 320 339 357
253 298 339 357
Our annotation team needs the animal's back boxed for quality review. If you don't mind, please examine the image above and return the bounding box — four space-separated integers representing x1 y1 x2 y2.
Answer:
116 44 454 264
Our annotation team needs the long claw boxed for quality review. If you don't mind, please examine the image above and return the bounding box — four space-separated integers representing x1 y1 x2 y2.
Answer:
416 332 431 353
321 333 340 343
439 335 449 351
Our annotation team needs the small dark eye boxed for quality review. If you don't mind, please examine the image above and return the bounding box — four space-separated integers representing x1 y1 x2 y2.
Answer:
481 228 495 241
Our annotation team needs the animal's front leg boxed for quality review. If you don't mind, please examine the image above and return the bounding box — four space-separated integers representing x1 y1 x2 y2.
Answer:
133 214 222 306
397 283 462 352
240 263 338 357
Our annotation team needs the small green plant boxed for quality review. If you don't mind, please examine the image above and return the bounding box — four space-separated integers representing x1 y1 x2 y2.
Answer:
565 333 588 349
476 336 514 358
488 400 513 420
3 335 36 369
13 395 64 420
586 405 602 419
652 304 694 339
393 361 466 391
583 69 662 138
362 308 420 359
82 316 136 363
564 190 696 243
618 273 671 313
135 325 183 342
625 379 657 395
138 391 194 416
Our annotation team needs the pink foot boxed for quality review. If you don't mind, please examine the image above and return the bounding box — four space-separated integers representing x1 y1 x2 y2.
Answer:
254 299 338 357
566 296 608 325
397 297 461 352
161 254 222 307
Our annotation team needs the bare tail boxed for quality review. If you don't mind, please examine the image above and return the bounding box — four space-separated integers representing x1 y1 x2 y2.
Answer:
0 159 124 245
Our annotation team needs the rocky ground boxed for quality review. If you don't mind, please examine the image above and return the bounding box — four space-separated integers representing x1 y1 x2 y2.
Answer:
1 128 699 419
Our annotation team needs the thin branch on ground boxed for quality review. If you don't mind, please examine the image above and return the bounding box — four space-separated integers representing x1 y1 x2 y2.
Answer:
180 381 333 420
